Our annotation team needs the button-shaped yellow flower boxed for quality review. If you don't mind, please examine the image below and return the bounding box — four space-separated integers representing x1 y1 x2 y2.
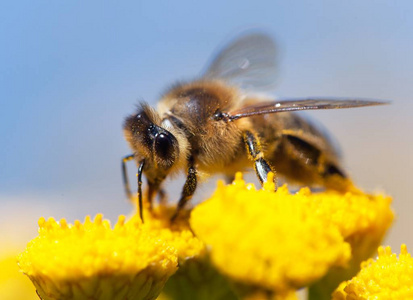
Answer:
307 184 393 299
190 172 352 295
332 244 413 300
300 185 394 258
18 214 178 300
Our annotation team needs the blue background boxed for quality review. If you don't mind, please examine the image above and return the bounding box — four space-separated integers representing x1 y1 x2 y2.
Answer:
1 1 412 248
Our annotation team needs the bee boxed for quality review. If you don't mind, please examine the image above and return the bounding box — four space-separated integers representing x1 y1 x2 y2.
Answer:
122 33 386 221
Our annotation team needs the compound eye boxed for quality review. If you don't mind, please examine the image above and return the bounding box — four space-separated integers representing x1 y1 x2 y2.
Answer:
154 132 177 165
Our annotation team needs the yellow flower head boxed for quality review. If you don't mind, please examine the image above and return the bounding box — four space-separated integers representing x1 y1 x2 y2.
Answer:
307 183 393 299
333 244 413 300
300 185 394 258
18 214 178 300
190 172 352 294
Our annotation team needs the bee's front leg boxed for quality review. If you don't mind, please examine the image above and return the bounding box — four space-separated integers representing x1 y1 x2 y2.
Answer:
171 162 197 222
136 160 145 222
243 130 277 190
121 154 135 201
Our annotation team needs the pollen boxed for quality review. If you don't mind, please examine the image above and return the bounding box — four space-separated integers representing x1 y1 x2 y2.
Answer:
332 244 413 299
17 214 178 300
190 172 352 293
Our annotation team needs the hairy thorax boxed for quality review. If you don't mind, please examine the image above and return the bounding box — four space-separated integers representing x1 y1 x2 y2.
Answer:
158 80 247 173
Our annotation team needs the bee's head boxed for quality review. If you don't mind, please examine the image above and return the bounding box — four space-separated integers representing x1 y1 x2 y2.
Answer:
124 104 181 173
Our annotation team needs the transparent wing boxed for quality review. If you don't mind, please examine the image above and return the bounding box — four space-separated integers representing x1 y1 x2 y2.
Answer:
202 32 278 91
228 98 388 120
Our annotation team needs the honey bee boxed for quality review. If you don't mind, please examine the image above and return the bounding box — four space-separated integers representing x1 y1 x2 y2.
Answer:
122 33 385 221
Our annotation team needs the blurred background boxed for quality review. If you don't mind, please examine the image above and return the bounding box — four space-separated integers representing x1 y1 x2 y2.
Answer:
1 1 412 250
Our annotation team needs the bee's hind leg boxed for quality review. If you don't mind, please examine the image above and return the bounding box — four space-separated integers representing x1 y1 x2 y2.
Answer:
243 130 277 190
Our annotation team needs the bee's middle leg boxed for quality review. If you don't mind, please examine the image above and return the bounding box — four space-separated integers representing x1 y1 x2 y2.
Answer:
171 164 197 221
243 130 277 189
